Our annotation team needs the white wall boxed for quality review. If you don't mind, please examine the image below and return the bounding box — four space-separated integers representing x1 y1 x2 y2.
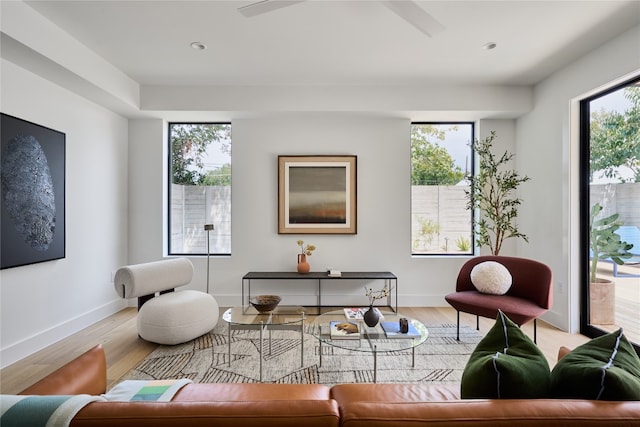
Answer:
0 60 129 368
475 119 518 256
128 120 166 264
124 116 515 311
516 25 640 332
129 115 486 308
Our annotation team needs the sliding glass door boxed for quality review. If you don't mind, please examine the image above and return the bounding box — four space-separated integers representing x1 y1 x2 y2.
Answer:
580 77 640 353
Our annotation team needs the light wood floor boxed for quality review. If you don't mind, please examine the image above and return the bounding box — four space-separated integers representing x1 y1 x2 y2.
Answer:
0 306 591 395
592 263 640 345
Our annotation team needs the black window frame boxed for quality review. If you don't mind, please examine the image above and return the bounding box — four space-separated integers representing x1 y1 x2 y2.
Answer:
410 121 475 256
579 76 640 356
167 121 232 256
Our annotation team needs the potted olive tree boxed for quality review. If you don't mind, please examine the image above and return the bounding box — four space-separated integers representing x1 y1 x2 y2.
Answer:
589 202 634 324
465 131 530 255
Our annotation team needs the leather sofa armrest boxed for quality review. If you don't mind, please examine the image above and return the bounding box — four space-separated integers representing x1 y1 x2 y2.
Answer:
19 344 107 395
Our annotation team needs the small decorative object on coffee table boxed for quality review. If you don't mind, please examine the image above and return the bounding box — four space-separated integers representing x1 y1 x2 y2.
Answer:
363 306 380 327
400 317 409 333
250 295 282 313
381 320 421 338
363 285 391 326
330 321 360 339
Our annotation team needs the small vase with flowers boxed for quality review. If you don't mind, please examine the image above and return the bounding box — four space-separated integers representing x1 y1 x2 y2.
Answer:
296 240 316 274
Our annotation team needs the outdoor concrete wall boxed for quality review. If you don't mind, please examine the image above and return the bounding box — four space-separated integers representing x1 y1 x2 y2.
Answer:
173 183 472 255
410 186 471 253
171 185 231 254
591 183 640 227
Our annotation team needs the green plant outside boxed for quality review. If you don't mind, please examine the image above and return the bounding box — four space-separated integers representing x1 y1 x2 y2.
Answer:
170 123 231 186
455 236 471 251
412 217 440 250
589 202 634 283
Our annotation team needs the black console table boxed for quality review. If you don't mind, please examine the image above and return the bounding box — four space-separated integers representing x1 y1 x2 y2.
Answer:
242 271 398 312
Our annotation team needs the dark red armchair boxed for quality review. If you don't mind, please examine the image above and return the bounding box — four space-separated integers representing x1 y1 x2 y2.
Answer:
445 255 553 343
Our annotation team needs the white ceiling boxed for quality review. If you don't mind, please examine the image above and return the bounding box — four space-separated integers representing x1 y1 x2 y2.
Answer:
24 0 640 88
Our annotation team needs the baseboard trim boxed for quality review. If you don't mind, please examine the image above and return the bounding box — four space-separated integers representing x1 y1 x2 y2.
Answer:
0 299 126 369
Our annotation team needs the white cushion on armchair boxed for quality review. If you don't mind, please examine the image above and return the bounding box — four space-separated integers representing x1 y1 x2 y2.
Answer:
470 261 512 295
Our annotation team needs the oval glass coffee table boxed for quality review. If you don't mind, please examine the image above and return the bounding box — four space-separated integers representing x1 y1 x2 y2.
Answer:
222 305 306 382
309 309 429 383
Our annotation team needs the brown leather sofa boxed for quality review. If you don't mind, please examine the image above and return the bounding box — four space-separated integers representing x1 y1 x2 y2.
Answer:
19 345 640 426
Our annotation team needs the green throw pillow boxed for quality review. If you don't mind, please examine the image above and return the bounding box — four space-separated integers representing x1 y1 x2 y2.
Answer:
461 310 550 399
550 328 640 400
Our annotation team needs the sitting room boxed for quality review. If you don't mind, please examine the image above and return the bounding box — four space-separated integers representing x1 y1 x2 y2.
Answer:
1 1 639 425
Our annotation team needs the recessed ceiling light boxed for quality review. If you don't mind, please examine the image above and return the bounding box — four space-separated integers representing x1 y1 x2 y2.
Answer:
190 42 207 50
482 42 497 50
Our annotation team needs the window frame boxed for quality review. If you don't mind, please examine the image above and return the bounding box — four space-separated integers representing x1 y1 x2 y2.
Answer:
410 121 475 256
579 77 640 354
167 121 232 256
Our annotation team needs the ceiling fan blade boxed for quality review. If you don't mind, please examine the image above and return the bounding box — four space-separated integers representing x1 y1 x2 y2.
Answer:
381 1 445 37
238 0 306 18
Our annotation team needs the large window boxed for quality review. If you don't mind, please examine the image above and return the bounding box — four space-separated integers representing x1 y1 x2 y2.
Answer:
411 123 474 255
580 77 639 351
168 123 231 255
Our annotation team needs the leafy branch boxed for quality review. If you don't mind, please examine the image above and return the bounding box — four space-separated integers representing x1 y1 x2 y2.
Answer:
589 203 633 283
465 131 530 255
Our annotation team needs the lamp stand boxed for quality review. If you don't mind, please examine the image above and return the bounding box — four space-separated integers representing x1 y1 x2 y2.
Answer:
204 224 214 293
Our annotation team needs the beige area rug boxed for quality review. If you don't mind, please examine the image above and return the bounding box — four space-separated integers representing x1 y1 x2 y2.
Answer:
120 322 482 386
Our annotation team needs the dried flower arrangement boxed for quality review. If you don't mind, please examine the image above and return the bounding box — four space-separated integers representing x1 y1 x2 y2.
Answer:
297 240 316 256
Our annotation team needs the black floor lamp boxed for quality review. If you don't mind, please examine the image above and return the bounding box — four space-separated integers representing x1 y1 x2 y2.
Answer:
204 224 214 293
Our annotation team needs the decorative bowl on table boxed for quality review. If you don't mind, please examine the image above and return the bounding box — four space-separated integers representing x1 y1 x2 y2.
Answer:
250 295 282 313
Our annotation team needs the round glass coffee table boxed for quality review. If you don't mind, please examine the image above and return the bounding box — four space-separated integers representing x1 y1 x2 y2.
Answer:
309 309 429 383
222 305 306 382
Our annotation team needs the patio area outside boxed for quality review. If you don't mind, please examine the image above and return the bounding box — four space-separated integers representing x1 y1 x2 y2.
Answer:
592 261 640 346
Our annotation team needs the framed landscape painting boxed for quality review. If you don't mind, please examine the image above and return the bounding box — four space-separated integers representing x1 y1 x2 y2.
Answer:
1 113 66 269
278 155 357 234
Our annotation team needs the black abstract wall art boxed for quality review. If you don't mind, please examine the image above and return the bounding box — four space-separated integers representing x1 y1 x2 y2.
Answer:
1 113 65 269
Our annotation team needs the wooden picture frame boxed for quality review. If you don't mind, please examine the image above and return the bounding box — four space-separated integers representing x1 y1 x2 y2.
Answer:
278 155 357 234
